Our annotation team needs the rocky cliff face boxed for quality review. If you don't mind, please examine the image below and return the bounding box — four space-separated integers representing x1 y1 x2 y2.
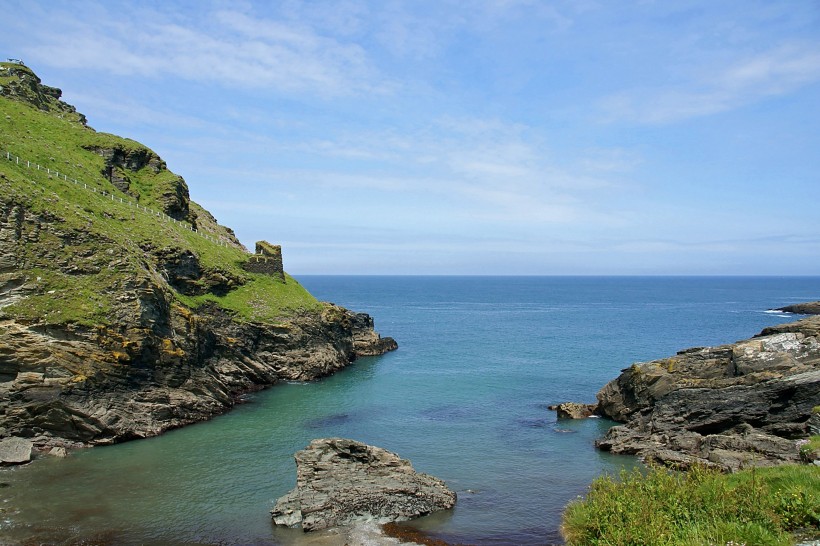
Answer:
0 63 397 454
593 316 820 471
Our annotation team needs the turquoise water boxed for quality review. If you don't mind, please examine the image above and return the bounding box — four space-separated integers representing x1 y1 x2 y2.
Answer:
1 276 818 545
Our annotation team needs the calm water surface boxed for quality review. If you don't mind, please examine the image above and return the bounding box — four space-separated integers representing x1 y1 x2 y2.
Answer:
1 276 817 545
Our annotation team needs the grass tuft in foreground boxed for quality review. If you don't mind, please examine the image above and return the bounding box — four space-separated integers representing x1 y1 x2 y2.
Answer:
561 463 820 546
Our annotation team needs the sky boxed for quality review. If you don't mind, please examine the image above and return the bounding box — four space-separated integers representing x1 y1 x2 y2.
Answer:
2 0 819 275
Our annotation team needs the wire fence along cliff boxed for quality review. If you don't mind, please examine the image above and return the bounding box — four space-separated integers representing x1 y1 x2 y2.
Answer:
3 150 244 250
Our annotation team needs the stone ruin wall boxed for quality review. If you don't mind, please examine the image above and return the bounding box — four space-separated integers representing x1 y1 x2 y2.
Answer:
243 241 284 280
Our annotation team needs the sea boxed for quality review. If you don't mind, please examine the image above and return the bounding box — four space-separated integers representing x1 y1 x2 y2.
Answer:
1 276 818 545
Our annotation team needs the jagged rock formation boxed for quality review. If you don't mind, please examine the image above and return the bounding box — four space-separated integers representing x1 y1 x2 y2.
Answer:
592 315 820 471
777 301 820 315
0 62 397 452
351 311 399 356
271 438 456 532
82 143 198 226
0 62 86 124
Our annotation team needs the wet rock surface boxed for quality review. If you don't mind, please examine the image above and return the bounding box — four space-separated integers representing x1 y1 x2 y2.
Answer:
271 438 456 532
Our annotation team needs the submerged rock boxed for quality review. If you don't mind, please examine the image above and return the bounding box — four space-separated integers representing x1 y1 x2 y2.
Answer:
271 438 456 532
594 314 820 471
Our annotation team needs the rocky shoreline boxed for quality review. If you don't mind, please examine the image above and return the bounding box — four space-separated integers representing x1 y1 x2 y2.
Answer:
0 306 397 462
556 308 820 471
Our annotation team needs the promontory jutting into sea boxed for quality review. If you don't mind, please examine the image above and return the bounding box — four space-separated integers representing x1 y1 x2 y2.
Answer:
1 60 818 545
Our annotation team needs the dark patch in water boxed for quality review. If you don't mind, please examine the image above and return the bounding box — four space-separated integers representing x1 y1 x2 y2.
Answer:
420 405 477 422
0 482 9 488
517 417 551 429
305 413 351 429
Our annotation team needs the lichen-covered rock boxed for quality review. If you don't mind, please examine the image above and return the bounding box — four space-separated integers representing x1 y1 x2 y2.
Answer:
271 438 456 532
594 315 820 471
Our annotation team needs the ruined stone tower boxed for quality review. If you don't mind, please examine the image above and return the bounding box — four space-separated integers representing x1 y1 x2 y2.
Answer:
243 241 284 280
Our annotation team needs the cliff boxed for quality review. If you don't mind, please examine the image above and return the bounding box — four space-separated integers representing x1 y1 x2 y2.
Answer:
0 62 396 453
593 315 820 471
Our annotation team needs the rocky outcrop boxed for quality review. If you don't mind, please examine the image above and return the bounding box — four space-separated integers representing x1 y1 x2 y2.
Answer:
550 402 598 419
82 143 196 225
271 438 456 532
776 301 820 315
593 315 820 472
351 312 399 356
0 63 86 124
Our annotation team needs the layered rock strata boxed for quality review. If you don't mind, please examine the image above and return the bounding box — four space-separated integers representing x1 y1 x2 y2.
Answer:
591 315 820 471
0 296 395 448
271 438 456 531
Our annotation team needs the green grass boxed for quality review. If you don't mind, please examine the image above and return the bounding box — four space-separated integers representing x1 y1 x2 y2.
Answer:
561 464 820 546
799 436 820 462
0 64 320 326
178 273 322 323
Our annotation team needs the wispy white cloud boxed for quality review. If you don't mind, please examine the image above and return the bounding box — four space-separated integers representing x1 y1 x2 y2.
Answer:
600 43 820 124
14 2 389 97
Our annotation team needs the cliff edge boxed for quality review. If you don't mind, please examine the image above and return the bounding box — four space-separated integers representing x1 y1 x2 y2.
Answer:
0 62 396 453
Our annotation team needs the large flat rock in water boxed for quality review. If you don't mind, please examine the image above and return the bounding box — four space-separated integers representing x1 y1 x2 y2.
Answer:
271 438 456 532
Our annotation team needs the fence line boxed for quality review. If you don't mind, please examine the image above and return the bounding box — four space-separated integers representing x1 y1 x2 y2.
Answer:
3 150 246 251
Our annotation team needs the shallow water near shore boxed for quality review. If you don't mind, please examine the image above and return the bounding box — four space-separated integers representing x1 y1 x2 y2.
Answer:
1 276 817 545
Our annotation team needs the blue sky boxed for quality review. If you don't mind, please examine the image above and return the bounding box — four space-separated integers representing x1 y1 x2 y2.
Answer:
3 0 819 274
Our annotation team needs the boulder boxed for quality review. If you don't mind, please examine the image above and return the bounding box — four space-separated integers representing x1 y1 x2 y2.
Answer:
271 438 456 532
551 402 598 419
0 437 33 465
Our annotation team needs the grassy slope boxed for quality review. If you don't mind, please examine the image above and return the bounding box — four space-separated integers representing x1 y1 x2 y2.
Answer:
0 62 320 326
561 463 820 546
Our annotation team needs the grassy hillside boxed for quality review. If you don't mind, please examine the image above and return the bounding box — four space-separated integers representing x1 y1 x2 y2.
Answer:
561 463 820 546
0 61 320 326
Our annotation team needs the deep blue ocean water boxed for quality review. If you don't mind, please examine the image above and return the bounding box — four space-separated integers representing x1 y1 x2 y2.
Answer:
1 276 818 545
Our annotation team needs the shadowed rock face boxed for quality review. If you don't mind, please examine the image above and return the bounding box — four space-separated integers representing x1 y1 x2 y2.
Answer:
271 438 456 532
0 296 396 448
594 315 820 472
